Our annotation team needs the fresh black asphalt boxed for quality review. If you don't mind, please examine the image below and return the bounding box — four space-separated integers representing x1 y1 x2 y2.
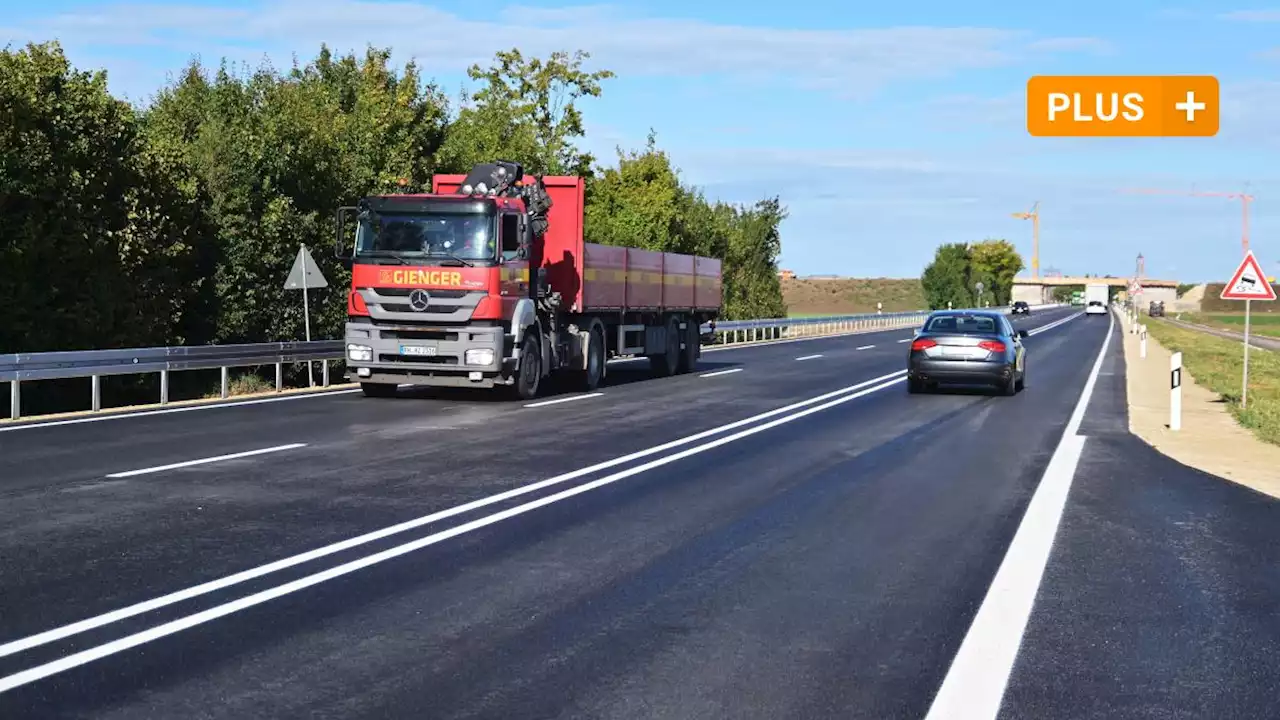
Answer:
0 307 1276 719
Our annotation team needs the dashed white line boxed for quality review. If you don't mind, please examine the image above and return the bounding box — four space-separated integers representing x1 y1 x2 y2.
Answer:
794 354 823 361
104 443 308 479
897 338 913 343
523 393 604 408
856 344 876 350
699 368 743 378
923 309 1112 720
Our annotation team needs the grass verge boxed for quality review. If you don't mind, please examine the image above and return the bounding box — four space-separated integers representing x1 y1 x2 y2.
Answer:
1147 318 1280 445
1179 311 1280 339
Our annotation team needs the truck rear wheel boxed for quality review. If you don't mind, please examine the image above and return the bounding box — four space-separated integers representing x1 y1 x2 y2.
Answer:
677 317 700 374
650 316 680 377
515 333 541 400
580 323 605 390
360 382 397 398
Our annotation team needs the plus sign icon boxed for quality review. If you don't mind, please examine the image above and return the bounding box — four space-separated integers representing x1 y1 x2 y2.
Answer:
1026 75 1219 137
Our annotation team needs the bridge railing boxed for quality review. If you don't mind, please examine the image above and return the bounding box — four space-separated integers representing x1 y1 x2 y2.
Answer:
2 303 1065 420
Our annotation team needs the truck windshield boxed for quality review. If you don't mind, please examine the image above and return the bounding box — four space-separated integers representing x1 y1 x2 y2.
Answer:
355 211 496 264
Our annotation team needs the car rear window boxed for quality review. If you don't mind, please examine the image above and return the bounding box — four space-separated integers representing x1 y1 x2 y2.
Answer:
1088 301 1102 306
925 315 998 334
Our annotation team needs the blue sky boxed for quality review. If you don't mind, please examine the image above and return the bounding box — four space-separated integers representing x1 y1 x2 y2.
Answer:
6 1 1280 283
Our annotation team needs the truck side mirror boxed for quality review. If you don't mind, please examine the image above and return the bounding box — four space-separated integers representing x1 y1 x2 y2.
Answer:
334 206 356 268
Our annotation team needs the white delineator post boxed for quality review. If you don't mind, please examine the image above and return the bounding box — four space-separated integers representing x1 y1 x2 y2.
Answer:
1170 351 1183 432
1140 324 1147 359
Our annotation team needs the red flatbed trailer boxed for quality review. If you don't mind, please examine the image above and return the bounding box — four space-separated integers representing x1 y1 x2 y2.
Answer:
336 162 722 399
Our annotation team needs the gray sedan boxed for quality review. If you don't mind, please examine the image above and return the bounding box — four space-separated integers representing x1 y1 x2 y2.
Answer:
906 310 1028 395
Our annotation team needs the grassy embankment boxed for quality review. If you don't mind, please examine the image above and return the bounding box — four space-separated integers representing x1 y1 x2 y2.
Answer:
1147 318 1280 446
782 277 926 317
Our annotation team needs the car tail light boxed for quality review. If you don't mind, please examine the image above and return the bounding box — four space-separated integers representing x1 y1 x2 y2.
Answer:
911 338 937 351
978 340 1006 353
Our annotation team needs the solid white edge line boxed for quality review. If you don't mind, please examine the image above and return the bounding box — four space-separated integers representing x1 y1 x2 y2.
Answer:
522 393 604 408
105 444 309 479
794 354 823 361
0 374 908 694
699 368 743 378
856 345 876 350
922 308 1112 720
0 368 908 660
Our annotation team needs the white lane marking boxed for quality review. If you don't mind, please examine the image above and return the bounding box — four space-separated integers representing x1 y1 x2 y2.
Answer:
0 389 362 433
0 369 907 661
104 444 308 479
1026 311 1082 337
699 368 743 378
0 373 907 693
856 345 876 350
794 354 823 361
523 393 604 408
923 309 1113 720
897 338 912 343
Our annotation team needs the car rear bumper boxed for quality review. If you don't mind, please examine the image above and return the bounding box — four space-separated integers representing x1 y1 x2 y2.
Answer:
909 358 1013 384
1085 307 1107 314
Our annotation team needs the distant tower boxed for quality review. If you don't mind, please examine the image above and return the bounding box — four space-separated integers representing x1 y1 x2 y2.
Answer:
1136 253 1145 280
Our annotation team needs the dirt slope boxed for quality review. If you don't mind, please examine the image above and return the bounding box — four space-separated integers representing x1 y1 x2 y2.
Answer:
782 277 926 316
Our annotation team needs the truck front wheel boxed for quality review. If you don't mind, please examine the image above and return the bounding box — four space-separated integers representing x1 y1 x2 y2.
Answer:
515 334 541 400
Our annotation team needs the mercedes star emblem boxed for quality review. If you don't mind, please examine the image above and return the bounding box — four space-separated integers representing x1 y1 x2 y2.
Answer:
408 288 431 312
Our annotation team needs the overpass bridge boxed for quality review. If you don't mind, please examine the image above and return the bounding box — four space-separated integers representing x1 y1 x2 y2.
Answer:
1011 276 1179 305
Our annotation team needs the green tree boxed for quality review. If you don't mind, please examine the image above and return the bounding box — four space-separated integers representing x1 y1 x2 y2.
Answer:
969 238 1025 305
0 41 201 353
920 243 975 309
438 48 613 175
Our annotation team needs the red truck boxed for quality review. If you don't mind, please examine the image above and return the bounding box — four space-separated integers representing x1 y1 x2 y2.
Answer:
334 161 723 399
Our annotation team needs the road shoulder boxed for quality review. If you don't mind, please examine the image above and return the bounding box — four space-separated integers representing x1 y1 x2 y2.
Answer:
1120 311 1280 499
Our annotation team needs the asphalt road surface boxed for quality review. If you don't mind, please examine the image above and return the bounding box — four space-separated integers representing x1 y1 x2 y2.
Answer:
1 306 1276 719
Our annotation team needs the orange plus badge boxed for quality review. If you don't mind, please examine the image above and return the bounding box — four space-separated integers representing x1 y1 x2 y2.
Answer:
1026 75 1219 137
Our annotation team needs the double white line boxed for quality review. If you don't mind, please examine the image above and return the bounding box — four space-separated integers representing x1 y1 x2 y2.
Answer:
0 370 909 693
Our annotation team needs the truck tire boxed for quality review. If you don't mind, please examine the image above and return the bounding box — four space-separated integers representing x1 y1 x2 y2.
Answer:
360 382 397 398
515 333 541 400
677 317 700 374
582 323 605 390
650 316 680 377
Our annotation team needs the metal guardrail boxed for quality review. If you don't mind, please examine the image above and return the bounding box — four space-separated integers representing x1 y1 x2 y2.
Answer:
3 304 1063 420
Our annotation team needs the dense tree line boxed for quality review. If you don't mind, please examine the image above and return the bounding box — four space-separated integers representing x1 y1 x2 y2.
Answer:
919 239 1024 309
1 41 786 362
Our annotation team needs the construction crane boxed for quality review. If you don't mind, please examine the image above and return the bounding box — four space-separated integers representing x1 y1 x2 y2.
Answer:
1121 186 1254 254
1011 201 1040 278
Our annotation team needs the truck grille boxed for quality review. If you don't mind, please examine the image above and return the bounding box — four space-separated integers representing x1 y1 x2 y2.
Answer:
379 354 458 365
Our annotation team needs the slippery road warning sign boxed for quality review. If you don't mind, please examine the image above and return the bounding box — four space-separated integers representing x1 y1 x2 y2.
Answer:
1221 251 1276 301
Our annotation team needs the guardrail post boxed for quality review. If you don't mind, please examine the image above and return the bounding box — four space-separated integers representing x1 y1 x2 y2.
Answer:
9 380 19 420
159 370 169 405
220 367 230 399
91 375 101 412
275 362 283 392
322 360 330 387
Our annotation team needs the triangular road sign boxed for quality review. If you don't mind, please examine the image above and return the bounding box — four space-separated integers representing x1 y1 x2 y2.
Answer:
284 245 328 290
1221 250 1276 300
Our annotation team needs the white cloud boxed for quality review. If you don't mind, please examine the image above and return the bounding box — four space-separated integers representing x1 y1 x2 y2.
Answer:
5 0 1106 99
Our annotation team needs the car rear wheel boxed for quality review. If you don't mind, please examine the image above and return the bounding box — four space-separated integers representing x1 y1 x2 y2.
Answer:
1016 364 1026 392
1000 371 1017 396
907 377 926 394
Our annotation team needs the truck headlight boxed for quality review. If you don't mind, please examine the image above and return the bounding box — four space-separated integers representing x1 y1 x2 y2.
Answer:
465 349 494 366
347 344 372 362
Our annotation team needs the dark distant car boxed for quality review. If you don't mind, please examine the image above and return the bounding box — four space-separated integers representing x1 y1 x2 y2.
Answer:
1149 300 1165 317
908 310 1028 395
1011 301 1031 315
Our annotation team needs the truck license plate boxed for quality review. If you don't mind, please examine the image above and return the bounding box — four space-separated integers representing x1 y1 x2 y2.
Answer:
400 345 437 356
